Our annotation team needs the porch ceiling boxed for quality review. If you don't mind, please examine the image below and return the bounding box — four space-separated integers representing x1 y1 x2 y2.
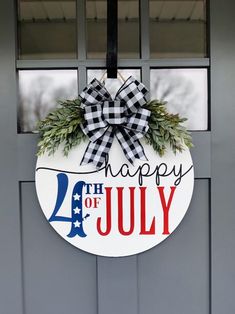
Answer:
19 1 205 22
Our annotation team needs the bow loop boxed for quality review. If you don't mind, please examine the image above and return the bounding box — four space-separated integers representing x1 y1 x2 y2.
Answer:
79 76 150 168
80 78 112 106
116 76 148 114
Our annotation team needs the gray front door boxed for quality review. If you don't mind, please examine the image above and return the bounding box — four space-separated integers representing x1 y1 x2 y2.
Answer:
0 1 234 314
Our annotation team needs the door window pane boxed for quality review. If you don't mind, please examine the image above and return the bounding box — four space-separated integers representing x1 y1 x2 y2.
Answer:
118 0 139 58
86 0 140 58
150 69 208 130
86 0 106 58
87 69 141 97
19 70 78 132
18 0 77 59
150 0 207 58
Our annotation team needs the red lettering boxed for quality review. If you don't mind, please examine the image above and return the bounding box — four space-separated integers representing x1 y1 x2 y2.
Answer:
93 197 101 208
118 187 135 236
84 197 92 208
158 186 176 235
97 187 112 236
139 187 155 235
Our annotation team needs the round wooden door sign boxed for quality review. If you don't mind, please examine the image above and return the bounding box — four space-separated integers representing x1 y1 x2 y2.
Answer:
35 140 194 257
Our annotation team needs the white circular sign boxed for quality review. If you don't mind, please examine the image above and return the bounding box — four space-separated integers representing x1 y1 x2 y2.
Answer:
35 140 194 257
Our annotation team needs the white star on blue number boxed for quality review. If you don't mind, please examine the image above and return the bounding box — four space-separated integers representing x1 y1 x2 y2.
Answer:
73 193 80 201
74 220 81 228
73 207 81 214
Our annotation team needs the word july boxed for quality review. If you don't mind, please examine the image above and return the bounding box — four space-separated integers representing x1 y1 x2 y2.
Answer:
49 173 176 238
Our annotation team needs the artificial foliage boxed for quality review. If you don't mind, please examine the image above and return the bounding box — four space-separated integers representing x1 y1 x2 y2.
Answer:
37 99 86 157
145 100 193 156
37 98 193 158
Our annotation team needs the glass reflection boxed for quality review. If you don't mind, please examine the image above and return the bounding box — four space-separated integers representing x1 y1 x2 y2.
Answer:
86 0 140 58
150 69 208 130
150 0 207 58
118 0 139 58
18 0 77 59
19 70 78 132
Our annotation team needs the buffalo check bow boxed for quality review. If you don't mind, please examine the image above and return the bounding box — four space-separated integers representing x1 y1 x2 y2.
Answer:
79 76 151 168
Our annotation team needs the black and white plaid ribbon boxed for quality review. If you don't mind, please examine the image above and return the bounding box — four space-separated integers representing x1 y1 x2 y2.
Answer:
79 76 151 168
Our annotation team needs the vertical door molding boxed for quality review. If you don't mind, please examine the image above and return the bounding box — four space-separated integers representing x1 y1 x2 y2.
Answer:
0 0 23 313
211 0 235 313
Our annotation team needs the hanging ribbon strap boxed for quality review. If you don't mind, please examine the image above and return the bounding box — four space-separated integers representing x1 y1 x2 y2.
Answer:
79 76 151 168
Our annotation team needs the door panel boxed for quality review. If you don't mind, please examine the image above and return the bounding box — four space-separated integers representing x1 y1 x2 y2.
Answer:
138 180 209 314
97 256 138 314
21 181 209 314
21 183 97 314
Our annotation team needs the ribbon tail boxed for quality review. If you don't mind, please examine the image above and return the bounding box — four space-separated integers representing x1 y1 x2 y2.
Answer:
115 128 148 165
80 127 115 169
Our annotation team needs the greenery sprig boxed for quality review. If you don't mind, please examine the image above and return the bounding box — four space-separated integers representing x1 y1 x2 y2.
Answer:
144 100 193 156
37 99 86 156
37 98 193 157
